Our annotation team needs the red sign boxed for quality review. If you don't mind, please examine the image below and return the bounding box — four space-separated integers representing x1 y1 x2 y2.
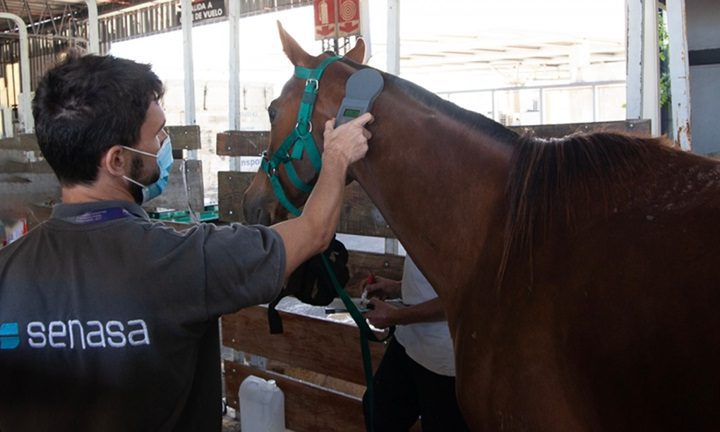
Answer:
314 0 360 40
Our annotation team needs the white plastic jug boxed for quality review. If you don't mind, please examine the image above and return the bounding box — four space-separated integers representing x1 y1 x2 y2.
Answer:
238 375 285 432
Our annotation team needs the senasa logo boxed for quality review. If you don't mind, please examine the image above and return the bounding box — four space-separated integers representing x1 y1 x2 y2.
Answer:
26 319 150 349
0 319 150 350
0 322 20 350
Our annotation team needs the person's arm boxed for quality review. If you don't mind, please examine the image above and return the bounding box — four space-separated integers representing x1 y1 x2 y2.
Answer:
364 297 446 329
272 113 373 279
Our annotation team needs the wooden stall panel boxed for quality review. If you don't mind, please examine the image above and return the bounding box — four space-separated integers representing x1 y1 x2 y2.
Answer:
216 131 270 157
167 125 201 151
0 150 42 166
0 160 204 218
225 361 366 432
144 160 204 211
0 135 60 218
217 171 396 238
222 306 386 386
339 182 394 238
509 119 652 138
0 134 40 151
216 121 652 236
216 120 651 158
0 171 60 216
1 160 53 174
217 171 254 223
1 129 203 153
346 250 404 295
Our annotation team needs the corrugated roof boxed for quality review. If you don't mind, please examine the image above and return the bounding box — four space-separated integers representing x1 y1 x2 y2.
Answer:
0 1 154 33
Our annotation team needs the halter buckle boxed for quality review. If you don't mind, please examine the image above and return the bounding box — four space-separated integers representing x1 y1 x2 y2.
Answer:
261 152 278 177
295 120 313 138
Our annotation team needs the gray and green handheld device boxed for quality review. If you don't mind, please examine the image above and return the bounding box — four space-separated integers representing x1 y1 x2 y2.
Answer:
335 68 384 126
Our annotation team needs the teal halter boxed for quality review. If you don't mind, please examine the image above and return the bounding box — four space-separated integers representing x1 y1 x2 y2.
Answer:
260 55 341 217
261 55 391 432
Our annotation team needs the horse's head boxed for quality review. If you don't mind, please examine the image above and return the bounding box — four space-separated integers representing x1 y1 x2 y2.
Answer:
243 22 367 225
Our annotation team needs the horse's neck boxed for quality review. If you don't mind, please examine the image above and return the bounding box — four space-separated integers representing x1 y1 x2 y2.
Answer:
351 90 515 302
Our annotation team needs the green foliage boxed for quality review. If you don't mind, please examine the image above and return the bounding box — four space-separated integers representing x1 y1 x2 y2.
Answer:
658 12 670 108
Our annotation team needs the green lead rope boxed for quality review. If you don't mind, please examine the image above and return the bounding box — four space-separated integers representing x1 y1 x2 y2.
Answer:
320 253 393 432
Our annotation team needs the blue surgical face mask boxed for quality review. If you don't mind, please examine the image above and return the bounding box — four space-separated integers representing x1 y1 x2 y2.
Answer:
122 136 173 203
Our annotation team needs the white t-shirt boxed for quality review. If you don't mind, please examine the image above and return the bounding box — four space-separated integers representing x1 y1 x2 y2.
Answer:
394 257 456 376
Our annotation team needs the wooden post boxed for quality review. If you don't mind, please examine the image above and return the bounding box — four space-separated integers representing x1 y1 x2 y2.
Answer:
181 0 197 159
625 0 660 136
666 0 692 150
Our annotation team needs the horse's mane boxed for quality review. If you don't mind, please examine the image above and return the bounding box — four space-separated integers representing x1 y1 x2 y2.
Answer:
338 57 519 143
336 57 678 288
497 132 672 287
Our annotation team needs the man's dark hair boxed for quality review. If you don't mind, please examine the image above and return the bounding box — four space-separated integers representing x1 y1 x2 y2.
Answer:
32 53 164 186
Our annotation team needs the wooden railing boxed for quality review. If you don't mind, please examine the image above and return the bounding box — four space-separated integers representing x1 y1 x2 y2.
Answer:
0 126 204 230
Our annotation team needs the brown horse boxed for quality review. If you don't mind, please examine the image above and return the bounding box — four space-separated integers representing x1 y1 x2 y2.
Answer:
243 24 720 431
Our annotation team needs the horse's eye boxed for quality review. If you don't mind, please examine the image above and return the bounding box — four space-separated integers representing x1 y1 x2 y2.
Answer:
268 107 277 123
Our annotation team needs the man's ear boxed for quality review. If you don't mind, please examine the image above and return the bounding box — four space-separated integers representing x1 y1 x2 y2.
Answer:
102 145 128 177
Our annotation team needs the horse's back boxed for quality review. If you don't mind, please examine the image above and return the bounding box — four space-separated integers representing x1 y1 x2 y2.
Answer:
455 152 720 431
563 205 720 430
549 164 720 431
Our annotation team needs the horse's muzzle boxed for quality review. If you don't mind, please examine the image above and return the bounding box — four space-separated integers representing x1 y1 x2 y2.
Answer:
242 188 275 225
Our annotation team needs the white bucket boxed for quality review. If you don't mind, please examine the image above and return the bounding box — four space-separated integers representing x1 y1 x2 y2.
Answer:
238 375 285 432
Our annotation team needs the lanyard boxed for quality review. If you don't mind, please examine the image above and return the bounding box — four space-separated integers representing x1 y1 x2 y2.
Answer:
62 208 132 224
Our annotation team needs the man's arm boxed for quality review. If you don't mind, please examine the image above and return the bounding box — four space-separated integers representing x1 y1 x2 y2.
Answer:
272 113 373 279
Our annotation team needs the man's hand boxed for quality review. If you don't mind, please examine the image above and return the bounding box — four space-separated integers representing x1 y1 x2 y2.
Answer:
273 112 373 280
323 113 373 167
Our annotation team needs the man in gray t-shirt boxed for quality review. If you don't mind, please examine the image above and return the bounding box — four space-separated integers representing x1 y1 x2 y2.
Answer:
0 54 372 431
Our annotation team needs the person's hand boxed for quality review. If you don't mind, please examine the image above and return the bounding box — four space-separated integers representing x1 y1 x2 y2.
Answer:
323 113 373 166
363 298 399 329
360 275 401 300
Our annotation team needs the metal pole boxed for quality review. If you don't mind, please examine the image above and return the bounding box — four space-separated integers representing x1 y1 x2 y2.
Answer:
491 90 496 122
592 84 597 122
359 0 371 62
228 0 241 171
0 13 32 133
84 0 99 54
625 0 643 120
386 0 400 75
229 0 240 131
181 0 197 159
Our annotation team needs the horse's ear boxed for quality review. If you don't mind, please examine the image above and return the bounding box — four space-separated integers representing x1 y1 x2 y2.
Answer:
277 21 314 67
345 38 366 64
